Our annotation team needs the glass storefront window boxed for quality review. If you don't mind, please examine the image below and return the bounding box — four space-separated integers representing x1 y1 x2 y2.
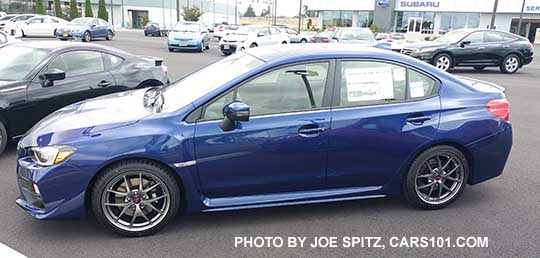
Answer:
322 11 372 29
439 13 480 33
394 11 434 34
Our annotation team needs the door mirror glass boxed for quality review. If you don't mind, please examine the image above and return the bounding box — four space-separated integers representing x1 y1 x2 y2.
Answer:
460 40 471 47
39 68 66 87
220 101 250 131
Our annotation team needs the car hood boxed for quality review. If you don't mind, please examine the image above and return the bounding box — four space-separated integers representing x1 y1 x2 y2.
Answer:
60 25 89 31
0 80 26 94
169 31 199 38
405 41 447 49
338 40 374 45
20 89 154 147
222 33 250 41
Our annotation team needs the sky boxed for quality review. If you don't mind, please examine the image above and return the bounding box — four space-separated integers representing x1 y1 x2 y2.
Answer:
235 0 316 17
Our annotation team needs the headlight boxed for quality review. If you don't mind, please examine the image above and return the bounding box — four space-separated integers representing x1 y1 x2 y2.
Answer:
419 47 438 53
30 145 77 167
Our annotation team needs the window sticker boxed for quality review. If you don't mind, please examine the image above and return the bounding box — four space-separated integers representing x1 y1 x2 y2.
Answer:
392 67 406 82
409 81 426 98
345 67 394 102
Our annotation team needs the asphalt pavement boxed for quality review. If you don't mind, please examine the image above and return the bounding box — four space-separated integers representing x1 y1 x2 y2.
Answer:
0 31 539 258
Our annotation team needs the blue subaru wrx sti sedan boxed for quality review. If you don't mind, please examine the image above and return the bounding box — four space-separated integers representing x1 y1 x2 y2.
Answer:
16 44 512 236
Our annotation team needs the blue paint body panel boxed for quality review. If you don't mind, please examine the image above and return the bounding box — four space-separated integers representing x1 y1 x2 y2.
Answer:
15 44 512 220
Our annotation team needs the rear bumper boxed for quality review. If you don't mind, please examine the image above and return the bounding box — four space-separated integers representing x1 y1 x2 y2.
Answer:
523 56 533 65
467 122 512 184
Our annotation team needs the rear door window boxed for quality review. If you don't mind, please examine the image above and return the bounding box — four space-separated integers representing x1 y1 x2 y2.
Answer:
47 51 105 78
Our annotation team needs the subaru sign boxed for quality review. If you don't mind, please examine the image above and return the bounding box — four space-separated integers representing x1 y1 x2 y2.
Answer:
377 0 390 8
400 1 440 8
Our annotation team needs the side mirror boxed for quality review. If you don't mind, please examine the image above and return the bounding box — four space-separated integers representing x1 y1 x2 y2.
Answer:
460 40 471 47
258 32 265 37
90 24 97 28
39 68 66 87
219 101 250 132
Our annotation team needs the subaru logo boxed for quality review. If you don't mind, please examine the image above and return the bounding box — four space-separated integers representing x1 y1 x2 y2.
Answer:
377 0 390 8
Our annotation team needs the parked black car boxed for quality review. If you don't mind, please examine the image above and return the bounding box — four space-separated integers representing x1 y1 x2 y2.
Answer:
144 22 165 37
0 41 168 154
401 29 534 73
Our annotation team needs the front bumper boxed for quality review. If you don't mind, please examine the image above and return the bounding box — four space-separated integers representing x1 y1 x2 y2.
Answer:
168 39 202 50
15 154 88 220
56 31 84 40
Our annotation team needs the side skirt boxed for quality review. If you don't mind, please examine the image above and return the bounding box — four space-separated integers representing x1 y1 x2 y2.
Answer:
201 186 385 212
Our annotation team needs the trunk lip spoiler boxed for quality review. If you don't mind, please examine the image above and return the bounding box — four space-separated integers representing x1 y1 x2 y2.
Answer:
455 76 506 93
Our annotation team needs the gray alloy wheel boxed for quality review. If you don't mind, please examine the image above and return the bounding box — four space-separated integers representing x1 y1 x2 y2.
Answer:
83 31 91 42
500 54 520 74
433 53 452 71
92 160 181 237
106 30 113 40
0 121 7 155
404 145 469 210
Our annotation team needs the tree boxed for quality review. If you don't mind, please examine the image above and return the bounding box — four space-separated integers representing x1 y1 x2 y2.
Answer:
181 5 202 22
260 6 270 17
54 0 64 18
243 4 256 17
97 0 108 21
141 15 149 26
84 0 94 17
35 0 46 15
69 0 80 20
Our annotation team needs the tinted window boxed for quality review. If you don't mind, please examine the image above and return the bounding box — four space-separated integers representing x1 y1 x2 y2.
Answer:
408 69 436 99
339 61 406 107
270 27 281 34
463 32 484 44
202 62 329 120
0 45 49 81
484 31 504 42
258 27 269 36
48 51 104 78
43 17 58 23
103 53 124 69
28 17 42 23
501 33 517 41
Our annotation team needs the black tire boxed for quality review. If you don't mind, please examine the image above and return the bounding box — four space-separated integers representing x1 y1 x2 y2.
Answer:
432 53 453 71
473 66 486 71
281 41 288 44
403 145 469 210
300 39 307 43
205 43 210 50
168 48 174 52
82 31 91 42
249 43 257 48
500 54 520 74
106 30 113 40
91 160 181 237
0 121 7 155
144 32 148 37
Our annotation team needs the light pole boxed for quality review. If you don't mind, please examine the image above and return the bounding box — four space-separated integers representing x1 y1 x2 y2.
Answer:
234 0 237 25
297 0 302 32
517 0 526 36
213 0 216 24
110 0 114 26
489 0 499 29
121 0 125 28
162 0 165 29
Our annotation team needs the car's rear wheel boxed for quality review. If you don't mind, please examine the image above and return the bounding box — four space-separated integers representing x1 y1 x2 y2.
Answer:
300 39 307 43
473 66 486 71
82 31 91 42
91 160 181 237
281 41 288 44
500 54 520 74
106 30 113 40
0 121 7 155
249 43 257 48
403 145 469 210
433 53 452 71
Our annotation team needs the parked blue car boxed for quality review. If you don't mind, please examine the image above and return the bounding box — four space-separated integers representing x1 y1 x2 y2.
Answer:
56 17 114 42
16 44 512 236
167 21 210 52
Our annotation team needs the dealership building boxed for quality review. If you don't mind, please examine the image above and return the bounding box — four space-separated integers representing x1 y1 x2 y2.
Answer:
309 0 540 43
0 0 236 29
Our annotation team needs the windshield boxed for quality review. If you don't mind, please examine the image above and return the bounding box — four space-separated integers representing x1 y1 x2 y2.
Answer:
235 26 260 35
0 15 15 21
435 30 470 44
69 18 93 26
339 30 374 41
0 45 49 81
174 23 200 32
160 52 264 112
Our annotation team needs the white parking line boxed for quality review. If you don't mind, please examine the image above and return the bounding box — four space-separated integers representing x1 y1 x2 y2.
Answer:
0 243 27 258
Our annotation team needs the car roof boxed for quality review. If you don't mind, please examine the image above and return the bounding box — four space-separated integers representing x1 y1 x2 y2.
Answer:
7 41 132 56
245 43 397 62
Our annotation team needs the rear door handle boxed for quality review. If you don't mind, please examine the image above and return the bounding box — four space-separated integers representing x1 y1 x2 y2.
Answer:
97 80 112 88
406 115 432 125
298 126 326 137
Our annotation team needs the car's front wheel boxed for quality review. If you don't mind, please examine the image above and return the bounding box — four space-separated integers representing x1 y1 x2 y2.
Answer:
433 53 452 71
403 145 469 210
82 31 91 42
91 160 181 237
500 54 520 74
106 30 113 40
0 121 7 155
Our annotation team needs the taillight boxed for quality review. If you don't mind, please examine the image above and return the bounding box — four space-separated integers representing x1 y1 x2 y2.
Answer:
218 29 223 32
322 38 330 42
487 99 509 121
387 39 393 43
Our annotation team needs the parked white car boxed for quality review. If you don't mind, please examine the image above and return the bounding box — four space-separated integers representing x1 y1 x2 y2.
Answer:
213 24 239 40
0 14 36 37
0 12 7 18
376 32 408 51
17 16 68 37
219 25 290 55
0 30 20 46
285 28 309 43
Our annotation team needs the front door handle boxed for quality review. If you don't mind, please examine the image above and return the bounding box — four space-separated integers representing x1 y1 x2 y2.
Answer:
97 80 112 88
406 115 432 125
298 126 326 137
